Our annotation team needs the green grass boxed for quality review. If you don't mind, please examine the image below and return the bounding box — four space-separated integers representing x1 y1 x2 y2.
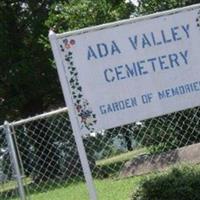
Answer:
2 148 147 200
3 148 200 200
0 180 17 193
96 147 148 166
27 177 141 200
27 147 146 200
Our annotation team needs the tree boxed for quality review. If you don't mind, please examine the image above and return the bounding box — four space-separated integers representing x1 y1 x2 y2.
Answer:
0 0 65 124
137 0 199 15
45 0 135 33
0 0 68 184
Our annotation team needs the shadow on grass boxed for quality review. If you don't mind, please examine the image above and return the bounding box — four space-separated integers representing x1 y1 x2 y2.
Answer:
93 161 125 179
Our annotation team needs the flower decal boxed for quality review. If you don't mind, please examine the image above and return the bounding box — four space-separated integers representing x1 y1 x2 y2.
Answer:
70 39 76 45
60 38 97 132
63 38 76 49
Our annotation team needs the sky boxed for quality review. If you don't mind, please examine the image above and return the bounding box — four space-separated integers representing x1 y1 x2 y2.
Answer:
125 0 139 6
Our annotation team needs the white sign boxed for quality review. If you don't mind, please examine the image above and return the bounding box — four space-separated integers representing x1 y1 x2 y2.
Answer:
50 4 200 135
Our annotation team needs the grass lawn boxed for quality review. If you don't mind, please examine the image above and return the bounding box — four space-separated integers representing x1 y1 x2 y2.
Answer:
4 147 200 200
27 176 141 200
27 148 146 200
2 148 147 200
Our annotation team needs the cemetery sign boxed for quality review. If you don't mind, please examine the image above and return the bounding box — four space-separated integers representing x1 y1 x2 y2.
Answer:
49 4 200 135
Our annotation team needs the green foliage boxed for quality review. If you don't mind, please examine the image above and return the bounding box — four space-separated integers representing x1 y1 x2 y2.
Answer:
0 0 65 123
137 0 199 15
132 166 200 200
137 0 185 14
45 0 135 33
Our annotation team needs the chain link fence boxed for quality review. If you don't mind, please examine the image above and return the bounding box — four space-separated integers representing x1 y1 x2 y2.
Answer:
0 106 200 200
0 126 21 200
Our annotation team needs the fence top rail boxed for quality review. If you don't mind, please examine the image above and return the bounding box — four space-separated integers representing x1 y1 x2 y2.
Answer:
0 107 68 129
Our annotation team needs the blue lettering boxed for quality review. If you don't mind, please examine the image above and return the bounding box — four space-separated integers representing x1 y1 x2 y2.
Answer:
129 35 137 50
193 82 200 91
158 55 169 70
168 53 179 68
111 40 121 55
87 46 97 60
171 87 179 96
125 63 138 77
150 32 162 45
161 30 172 43
171 26 181 41
130 98 138 106
158 91 166 99
147 57 157 72
97 43 108 58
112 102 120 112
107 104 113 113
151 32 156 46
185 84 192 93
104 68 115 82
137 60 148 75
118 101 125 110
179 50 188 65
165 89 171 97
115 65 126 80
178 86 185 94
142 34 151 48
182 24 190 39
100 105 106 114
125 99 131 108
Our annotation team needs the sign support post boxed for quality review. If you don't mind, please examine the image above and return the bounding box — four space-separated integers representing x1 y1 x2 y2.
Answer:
49 30 98 200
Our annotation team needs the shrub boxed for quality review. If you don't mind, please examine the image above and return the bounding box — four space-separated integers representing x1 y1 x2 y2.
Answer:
131 166 200 200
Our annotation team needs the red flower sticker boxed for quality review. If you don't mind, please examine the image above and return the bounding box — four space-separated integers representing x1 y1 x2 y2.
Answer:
70 39 76 45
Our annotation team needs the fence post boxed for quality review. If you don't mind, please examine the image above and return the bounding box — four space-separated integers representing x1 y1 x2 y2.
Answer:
4 121 26 200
